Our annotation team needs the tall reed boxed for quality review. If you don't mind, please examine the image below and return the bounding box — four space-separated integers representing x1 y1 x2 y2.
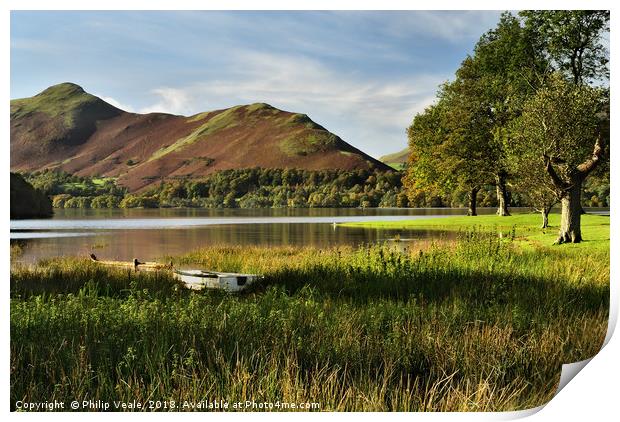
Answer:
11 231 609 411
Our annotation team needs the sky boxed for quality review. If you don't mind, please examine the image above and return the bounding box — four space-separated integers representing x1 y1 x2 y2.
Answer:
10 10 504 158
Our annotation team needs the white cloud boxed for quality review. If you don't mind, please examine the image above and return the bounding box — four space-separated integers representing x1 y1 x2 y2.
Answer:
98 95 135 113
137 50 445 156
138 88 193 115
379 11 503 44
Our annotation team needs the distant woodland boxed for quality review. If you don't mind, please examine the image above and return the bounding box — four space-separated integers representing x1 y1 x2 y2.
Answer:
20 166 608 211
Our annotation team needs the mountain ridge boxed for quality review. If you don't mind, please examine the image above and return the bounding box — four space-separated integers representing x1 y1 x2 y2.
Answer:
11 83 390 191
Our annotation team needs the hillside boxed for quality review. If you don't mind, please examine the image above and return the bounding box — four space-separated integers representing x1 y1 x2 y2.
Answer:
379 147 409 169
11 83 390 192
10 173 53 219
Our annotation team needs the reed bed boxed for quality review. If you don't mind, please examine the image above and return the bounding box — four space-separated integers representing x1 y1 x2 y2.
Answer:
10 231 609 411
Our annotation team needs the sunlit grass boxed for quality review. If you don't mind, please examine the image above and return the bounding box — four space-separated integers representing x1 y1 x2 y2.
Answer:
341 213 610 252
10 230 609 411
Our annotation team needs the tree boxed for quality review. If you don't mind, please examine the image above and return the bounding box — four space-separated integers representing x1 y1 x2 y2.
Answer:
10 173 53 218
504 146 561 228
468 12 550 216
511 74 608 243
520 11 609 85
507 11 610 237
403 103 447 208
405 18 544 217
438 61 498 216
404 69 496 217
403 63 492 216
479 15 558 227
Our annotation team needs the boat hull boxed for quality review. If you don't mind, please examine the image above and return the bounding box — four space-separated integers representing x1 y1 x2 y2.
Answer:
173 270 260 292
89 254 260 292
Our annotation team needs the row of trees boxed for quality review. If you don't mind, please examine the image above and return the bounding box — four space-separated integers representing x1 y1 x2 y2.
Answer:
21 162 608 211
23 168 412 209
404 11 609 243
125 168 410 209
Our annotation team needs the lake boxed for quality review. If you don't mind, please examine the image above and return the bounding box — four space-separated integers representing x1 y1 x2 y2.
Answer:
10 207 607 264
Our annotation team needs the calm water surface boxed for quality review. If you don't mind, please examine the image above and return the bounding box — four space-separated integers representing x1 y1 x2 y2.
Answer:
12 207 604 263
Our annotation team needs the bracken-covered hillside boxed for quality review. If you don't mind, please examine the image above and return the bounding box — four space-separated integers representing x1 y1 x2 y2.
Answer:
11 83 390 191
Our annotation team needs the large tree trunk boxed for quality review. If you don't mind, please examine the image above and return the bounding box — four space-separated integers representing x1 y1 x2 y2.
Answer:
544 137 603 244
556 180 583 244
467 187 479 216
543 125 605 245
495 171 510 216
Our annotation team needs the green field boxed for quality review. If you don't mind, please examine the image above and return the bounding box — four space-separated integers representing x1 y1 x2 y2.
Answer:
10 218 609 411
341 213 610 253
62 177 116 190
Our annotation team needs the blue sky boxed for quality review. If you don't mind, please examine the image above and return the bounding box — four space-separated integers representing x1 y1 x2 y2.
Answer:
11 10 503 158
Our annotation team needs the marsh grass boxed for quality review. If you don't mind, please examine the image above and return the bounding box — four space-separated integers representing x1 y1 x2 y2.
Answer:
10 230 609 411
10 242 23 263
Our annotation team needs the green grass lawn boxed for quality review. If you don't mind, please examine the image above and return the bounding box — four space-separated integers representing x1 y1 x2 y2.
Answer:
341 212 610 253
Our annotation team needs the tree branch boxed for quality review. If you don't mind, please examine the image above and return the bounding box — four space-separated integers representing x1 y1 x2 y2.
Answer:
543 155 569 190
577 136 604 177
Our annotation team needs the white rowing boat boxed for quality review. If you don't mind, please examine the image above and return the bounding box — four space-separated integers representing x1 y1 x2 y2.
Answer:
89 254 260 292
173 269 261 292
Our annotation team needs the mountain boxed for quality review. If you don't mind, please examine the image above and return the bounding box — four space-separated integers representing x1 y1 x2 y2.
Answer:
10 173 53 219
379 147 409 169
11 83 390 192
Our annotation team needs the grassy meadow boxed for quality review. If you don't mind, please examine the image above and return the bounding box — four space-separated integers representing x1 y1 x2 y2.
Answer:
10 214 609 411
342 213 610 252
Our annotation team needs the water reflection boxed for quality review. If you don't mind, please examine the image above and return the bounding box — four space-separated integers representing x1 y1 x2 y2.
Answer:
10 207 607 264
10 231 96 239
12 224 454 264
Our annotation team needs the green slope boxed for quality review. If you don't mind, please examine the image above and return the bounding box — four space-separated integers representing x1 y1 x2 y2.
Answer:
10 82 122 147
379 147 409 169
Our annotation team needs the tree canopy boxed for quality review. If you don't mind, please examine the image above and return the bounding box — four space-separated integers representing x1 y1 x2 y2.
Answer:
403 10 609 238
520 10 610 85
